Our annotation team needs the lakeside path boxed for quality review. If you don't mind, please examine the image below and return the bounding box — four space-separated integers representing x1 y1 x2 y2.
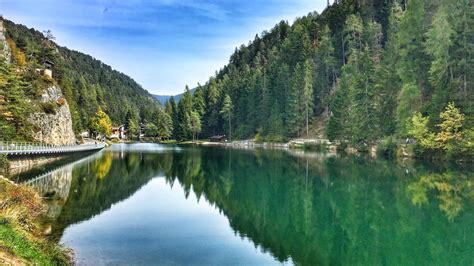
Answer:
0 142 106 157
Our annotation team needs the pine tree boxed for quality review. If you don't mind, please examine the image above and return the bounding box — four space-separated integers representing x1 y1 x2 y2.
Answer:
205 79 220 135
302 60 313 136
167 97 179 140
193 84 206 117
287 63 304 137
156 109 173 140
327 75 350 141
395 0 426 134
447 0 474 127
0 61 32 140
175 87 193 141
190 111 201 141
425 7 455 123
175 103 190 141
313 25 337 115
220 94 233 141
374 2 403 136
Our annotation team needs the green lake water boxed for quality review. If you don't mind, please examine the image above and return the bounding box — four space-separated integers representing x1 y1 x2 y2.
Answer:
14 143 474 265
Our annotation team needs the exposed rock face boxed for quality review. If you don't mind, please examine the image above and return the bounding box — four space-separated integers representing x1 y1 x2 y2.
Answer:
0 19 11 64
28 86 76 145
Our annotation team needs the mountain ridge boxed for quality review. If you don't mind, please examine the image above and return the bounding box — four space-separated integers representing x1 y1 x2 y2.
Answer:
153 87 196 104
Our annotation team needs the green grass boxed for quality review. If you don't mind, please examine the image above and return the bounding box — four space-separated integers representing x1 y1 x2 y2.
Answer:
0 222 69 265
160 139 178 144
0 178 71 265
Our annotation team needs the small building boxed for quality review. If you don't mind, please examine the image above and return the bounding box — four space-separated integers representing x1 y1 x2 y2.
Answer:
111 125 127 140
210 135 227 142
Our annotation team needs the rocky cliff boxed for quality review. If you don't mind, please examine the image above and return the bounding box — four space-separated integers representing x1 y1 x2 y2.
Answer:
0 19 11 64
1 19 76 145
28 86 76 145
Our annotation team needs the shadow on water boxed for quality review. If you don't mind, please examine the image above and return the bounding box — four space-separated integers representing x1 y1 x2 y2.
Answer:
24 143 474 265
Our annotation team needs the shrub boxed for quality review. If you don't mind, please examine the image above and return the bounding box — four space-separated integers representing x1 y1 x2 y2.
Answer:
255 132 263 143
0 154 9 169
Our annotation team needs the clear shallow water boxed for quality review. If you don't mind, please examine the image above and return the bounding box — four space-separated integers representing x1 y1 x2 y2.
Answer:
22 143 474 265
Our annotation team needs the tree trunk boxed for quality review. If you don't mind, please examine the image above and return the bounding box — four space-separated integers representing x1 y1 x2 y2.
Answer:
229 114 232 142
341 33 345 65
306 105 309 136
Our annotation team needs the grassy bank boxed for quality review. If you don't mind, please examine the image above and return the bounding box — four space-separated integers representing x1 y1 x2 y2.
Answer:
0 177 72 265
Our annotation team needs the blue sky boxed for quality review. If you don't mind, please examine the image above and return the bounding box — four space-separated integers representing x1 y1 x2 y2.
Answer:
1 0 327 95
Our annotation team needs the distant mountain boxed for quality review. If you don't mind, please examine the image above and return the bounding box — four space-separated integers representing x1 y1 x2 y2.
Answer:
153 95 174 105
153 88 196 105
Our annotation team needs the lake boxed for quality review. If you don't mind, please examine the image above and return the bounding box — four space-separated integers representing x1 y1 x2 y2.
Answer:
15 143 474 265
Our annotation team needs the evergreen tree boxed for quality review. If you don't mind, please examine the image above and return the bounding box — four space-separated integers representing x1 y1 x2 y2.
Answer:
327 75 350 141
374 2 403 136
144 122 158 137
446 0 474 127
204 79 220 135
425 7 455 124
128 119 139 140
175 87 193 141
302 60 313 136
167 97 179 140
190 111 202 141
287 63 304 137
0 61 32 140
220 94 233 141
395 0 426 134
313 25 337 115
156 109 173 140
193 84 206 117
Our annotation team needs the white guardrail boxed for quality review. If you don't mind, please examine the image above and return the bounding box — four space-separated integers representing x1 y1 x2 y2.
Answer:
0 141 106 156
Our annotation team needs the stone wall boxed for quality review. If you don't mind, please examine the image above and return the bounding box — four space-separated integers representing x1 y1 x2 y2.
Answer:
28 86 77 145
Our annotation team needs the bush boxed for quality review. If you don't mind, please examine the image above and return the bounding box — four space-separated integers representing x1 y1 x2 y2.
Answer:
0 154 9 169
377 136 398 158
255 132 264 143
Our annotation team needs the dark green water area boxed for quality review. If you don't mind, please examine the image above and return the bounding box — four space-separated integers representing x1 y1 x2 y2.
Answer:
16 143 474 265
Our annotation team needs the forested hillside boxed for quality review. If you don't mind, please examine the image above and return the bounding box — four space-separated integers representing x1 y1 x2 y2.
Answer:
165 0 472 157
3 19 160 135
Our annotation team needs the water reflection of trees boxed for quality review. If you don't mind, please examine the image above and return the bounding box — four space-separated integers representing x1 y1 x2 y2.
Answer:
48 150 171 239
408 171 473 220
164 149 474 265
29 146 473 265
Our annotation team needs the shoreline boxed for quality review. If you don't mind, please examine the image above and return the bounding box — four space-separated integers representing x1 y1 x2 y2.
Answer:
0 176 72 265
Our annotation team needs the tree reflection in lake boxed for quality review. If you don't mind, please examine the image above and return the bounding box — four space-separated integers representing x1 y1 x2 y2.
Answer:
408 170 473 220
26 144 473 265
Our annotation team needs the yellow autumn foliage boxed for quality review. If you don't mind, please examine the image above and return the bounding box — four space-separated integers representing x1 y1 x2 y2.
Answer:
6 39 26 67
